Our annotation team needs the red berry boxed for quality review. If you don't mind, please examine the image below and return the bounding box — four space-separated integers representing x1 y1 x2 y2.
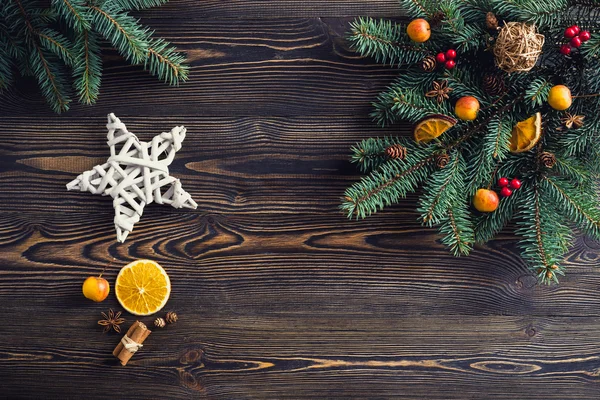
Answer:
445 60 456 69
560 44 571 55
580 30 591 42
564 27 576 39
509 178 522 190
498 177 509 187
445 49 457 60
572 25 581 35
436 52 446 64
500 187 513 198
571 36 582 48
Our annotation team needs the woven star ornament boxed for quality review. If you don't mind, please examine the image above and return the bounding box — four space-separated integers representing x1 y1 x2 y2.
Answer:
67 113 197 242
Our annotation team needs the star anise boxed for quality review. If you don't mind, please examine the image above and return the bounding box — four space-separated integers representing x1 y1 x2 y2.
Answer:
98 309 125 333
561 113 585 129
425 80 453 103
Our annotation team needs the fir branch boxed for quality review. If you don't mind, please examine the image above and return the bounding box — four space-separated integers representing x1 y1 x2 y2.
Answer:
440 200 474 256
88 2 150 63
114 0 169 10
350 136 406 173
145 38 189 85
51 0 90 31
73 29 101 104
38 28 75 67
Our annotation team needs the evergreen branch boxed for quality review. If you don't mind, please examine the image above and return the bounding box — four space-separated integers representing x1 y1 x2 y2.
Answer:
88 3 150 63
350 136 406 173
440 201 474 256
419 151 462 225
38 28 75 67
14 0 70 112
114 0 169 10
73 29 101 104
542 176 600 239
51 0 90 31
348 17 429 67
145 38 189 85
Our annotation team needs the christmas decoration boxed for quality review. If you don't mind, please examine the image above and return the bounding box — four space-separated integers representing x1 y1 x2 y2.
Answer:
407 18 431 42
486 12 499 30
344 1 600 284
455 96 480 121
421 55 437 72
66 114 197 242
510 178 522 190
498 177 510 187
115 260 171 316
165 311 178 324
154 317 166 328
509 113 542 153
113 321 151 366
82 276 110 302
561 113 585 129
98 309 125 334
435 153 450 168
493 22 545 73
580 30 591 42
560 44 572 55
445 60 456 69
500 186 513 198
540 151 557 168
413 115 457 143
482 74 506 96
0 0 188 113
436 52 447 64
385 144 407 160
548 85 573 110
473 189 500 212
426 80 453 103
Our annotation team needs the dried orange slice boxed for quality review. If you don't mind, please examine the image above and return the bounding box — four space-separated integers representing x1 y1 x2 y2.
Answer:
509 112 542 153
115 259 171 316
414 114 457 143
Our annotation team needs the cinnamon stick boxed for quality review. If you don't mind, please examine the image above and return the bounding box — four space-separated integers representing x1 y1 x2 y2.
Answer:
113 320 151 366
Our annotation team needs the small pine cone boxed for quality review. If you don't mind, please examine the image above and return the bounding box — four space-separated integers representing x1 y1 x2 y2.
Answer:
486 12 499 30
435 153 450 168
482 74 505 97
540 151 556 168
165 311 178 324
385 144 407 160
154 317 166 328
429 11 445 28
421 55 437 72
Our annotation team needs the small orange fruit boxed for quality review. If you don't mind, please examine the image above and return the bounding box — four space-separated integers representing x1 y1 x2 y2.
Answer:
473 189 500 213
115 259 171 316
82 276 110 302
509 112 542 153
413 114 457 143
547 84 572 110
455 96 480 121
406 19 431 43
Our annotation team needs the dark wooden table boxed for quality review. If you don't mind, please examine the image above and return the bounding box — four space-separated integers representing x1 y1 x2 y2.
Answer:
1 1 599 399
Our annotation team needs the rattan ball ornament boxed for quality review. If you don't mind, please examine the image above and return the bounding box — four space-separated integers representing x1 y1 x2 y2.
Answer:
493 22 545 73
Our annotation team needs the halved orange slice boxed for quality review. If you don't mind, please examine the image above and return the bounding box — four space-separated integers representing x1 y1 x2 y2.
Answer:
115 259 171 316
414 114 457 143
509 112 542 153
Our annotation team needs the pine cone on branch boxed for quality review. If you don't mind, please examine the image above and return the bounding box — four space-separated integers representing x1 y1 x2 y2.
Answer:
483 74 506 97
435 153 450 168
540 152 556 168
421 55 437 72
385 144 407 160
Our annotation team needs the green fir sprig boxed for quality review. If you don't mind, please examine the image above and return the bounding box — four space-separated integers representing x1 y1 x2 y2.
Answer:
343 0 600 284
0 0 188 113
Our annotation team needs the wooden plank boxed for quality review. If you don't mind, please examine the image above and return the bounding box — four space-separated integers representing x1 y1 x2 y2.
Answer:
0 314 599 398
140 0 403 18
0 18 398 117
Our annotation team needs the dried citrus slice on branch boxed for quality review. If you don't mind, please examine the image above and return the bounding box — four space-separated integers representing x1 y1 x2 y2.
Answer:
115 259 171 316
509 112 542 153
414 114 457 143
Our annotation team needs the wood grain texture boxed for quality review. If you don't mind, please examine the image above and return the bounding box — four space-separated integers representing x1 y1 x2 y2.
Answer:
1 10 600 400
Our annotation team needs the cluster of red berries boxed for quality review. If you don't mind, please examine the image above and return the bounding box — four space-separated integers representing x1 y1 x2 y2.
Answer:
497 177 522 198
435 49 457 69
560 25 591 55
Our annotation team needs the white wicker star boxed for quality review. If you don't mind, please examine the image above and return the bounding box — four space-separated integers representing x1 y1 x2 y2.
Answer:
67 113 198 242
